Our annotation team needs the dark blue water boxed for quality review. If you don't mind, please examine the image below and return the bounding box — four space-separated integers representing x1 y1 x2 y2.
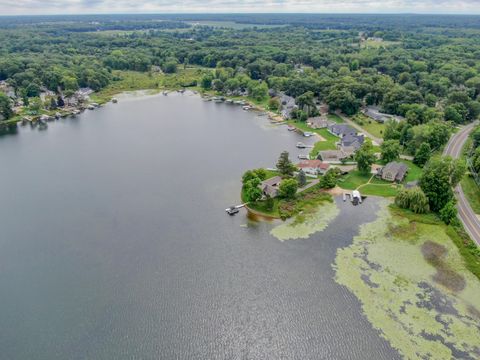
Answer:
0 92 398 359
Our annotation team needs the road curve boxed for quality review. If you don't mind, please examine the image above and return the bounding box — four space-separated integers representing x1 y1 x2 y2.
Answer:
443 121 480 246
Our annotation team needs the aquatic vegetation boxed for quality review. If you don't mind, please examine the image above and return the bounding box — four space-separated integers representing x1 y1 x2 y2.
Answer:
270 200 339 241
334 200 480 360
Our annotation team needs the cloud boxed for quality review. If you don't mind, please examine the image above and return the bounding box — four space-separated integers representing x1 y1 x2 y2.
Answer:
1 0 480 15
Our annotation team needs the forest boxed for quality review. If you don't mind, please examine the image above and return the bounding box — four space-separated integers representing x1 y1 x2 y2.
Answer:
1 14 480 146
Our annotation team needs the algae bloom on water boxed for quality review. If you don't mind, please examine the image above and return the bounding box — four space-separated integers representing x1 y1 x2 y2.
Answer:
334 199 480 360
270 200 339 241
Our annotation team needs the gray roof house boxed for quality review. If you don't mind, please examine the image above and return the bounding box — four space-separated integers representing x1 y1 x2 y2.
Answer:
260 176 282 198
328 123 357 138
340 134 365 151
363 106 405 123
377 162 408 182
307 116 335 129
280 94 297 119
317 149 353 163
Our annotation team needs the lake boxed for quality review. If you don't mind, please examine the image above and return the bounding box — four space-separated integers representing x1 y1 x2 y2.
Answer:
0 92 398 359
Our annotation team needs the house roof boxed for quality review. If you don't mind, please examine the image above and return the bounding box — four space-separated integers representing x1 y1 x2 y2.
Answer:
328 123 356 136
341 134 364 149
318 150 349 161
380 162 408 181
297 160 330 170
261 176 282 187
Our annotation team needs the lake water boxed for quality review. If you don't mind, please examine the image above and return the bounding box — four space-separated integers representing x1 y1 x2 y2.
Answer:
0 92 399 359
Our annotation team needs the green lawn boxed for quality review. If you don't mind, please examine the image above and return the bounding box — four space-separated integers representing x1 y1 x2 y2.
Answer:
351 114 386 138
359 183 400 197
91 67 207 103
338 171 372 190
461 175 480 214
287 120 340 158
327 113 344 124
401 160 422 183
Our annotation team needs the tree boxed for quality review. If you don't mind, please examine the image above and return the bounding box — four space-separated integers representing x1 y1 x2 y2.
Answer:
413 143 431 167
319 168 338 189
279 178 298 199
297 169 307 187
276 151 295 177
268 98 280 111
0 93 13 120
395 187 430 214
243 177 262 202
28 97 42 114
420 156 466 212
439 200 457 225
162 59 178 74
355 140 376 174
200 73 214 90
242 168 267 185
381 139 401 163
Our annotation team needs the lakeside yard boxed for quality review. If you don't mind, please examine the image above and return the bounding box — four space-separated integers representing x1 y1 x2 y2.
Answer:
337 160 422 197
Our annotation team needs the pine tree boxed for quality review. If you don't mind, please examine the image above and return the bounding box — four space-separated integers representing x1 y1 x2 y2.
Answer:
276 151 295 177
297 169 307 187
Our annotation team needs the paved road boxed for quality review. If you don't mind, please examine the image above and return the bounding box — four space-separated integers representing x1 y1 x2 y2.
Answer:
443 121 480 246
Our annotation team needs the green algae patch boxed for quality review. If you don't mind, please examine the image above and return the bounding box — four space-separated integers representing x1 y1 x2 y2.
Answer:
334 200 480 360
270 200 339 241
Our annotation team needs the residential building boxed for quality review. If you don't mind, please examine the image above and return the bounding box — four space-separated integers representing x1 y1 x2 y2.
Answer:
327 123 356 138
260 176 282 198
279 93 297 119
317 149 352 163
377 162 408 182
297 160 330 175
339 134 365 151
307 116 334 129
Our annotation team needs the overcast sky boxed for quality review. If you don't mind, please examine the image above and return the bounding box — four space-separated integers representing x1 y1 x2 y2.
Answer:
1 0 479 15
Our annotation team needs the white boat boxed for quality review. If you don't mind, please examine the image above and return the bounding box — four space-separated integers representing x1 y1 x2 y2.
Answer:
226 206 240 215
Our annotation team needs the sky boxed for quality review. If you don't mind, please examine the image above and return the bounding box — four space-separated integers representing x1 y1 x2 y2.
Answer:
1 0 480 15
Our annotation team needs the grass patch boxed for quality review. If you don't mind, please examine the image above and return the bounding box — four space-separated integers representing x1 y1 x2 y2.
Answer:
351 113 385 138
91 67 207 103
461 175 480 214
327 113 344 123
338 170 371 190
359 183 399 197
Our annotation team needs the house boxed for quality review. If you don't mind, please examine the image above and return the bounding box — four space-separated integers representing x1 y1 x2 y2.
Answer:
297 160 330 175
327 123 357 138
0 80 16 99
363 106 405 123
279 93 297 119
307 116 334 129
260 176 282 198
377 162 408 182
317 149 352 163
339 134 365 151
